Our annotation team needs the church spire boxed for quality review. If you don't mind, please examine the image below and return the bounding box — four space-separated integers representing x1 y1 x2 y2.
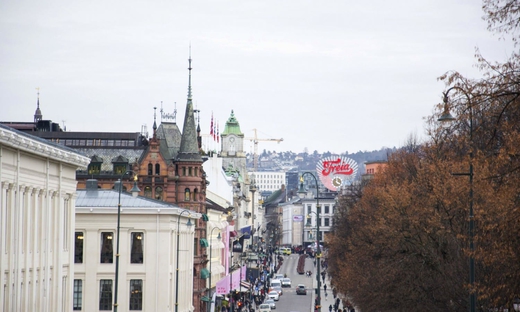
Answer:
34 87 42 123
177 51 202 162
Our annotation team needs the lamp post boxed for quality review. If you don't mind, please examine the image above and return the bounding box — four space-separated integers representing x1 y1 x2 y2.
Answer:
298 172 321 312
114 171 140 312
175 209 193 312
208 228 221 312
438 86 475 312
250 174 257 252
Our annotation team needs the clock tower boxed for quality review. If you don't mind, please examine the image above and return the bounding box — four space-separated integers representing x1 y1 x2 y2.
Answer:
220 110 246 171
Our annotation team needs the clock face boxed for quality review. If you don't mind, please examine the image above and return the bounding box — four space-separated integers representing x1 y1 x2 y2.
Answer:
229 137 235 143
332 177 343 187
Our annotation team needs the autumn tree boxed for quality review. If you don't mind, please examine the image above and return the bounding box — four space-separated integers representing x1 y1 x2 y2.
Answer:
327 1 520 310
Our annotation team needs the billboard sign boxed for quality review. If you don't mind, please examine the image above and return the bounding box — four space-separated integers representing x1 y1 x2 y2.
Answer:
317 156 358 191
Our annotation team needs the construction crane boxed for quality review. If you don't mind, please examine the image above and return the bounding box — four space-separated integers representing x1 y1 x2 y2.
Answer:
246 128 283 171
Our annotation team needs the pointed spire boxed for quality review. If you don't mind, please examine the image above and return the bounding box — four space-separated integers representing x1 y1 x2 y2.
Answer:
187 46 193 100
177 52 202 162
34 87 43 123
153 107 157 139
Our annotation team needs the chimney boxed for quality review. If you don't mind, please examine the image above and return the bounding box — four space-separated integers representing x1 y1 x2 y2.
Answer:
86 179 98 190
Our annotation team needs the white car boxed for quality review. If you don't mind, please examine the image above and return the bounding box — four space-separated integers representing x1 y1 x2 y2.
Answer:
265 298 276 309
259 304 271 312
281 277 291 287
268 290 280 301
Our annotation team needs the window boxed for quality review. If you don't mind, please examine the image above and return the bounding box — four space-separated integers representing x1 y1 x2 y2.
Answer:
73 279 82 310
75 232 84 263
184 188 190 201
99 280 113 310
193 189 198 202
324 205 330 214
155 187 163 200
182 167 186 176
194 167 198 177
131 232 144 264
155 164 160 175
100 232 113 263
88 163 101 175
324 218 330 227
129 280 143 310
148 164 153 175
144 186 152 198
188 167 192 176
114 164 127 175
307 205 312 215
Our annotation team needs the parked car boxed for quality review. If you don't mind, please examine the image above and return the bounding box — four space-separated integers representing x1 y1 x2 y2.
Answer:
268 290 280 301
265 298 276 309
281 278 292 287
296 284 307 295
259 304 271 312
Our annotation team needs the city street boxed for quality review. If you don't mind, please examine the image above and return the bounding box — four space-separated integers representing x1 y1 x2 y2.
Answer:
268 254 315 312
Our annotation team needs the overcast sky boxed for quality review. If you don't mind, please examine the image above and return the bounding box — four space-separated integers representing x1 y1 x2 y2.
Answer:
0 0 513 154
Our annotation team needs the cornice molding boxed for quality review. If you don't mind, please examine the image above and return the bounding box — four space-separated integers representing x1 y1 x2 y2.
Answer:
0 127 90 168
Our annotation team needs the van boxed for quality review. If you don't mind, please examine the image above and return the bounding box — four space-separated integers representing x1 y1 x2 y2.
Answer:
270 279 282 288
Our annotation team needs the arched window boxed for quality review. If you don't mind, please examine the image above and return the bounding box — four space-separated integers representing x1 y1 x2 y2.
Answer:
184 188 190 201
144 186 152 198
155 186 163 200
155 164 160 175
193 188 198 202
148 164 153 175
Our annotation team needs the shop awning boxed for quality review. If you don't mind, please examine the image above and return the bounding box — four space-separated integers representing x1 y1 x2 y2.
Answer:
240 280 252 289
201 268 210 279
200 238 209 247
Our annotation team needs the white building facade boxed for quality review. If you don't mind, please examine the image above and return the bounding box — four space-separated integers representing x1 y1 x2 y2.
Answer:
74 183 199 312
0 125 90 312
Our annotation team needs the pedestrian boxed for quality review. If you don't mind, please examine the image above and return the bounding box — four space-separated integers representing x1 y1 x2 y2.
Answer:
329 304 333 312
325 292 328 300
324 284 327 293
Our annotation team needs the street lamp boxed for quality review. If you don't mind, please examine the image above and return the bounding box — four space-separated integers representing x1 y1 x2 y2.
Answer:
438 86 476 312
208 227 221 312
513 298 520 312
175 209 193 312
114 171 140 312
298 172 321 312
250 174 257 251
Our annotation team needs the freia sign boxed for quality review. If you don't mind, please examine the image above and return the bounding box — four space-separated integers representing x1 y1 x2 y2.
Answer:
317 156 358 191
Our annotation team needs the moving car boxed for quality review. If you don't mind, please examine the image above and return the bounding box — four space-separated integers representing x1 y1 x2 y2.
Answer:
296 284 307 295
268 290 280 301
265 298 276 309
273 274 285 280
281 278 292 287
272 286 283 296
259 304 271 312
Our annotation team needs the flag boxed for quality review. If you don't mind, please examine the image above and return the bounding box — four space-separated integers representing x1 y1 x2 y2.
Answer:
213 118 217 141
210 112 214 139
217 122 220 143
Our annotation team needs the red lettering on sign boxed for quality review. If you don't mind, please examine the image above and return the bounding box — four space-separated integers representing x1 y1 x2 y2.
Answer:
321 158 354 176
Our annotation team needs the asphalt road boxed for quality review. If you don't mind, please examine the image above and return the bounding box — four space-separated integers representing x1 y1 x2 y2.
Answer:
268 253 315 312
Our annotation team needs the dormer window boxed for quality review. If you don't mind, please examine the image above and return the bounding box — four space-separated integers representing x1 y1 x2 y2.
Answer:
88 155 103 175
111 155 129 175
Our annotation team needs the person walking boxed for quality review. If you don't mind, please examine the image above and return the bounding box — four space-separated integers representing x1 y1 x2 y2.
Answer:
329 304 333 312
324 284 327 293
